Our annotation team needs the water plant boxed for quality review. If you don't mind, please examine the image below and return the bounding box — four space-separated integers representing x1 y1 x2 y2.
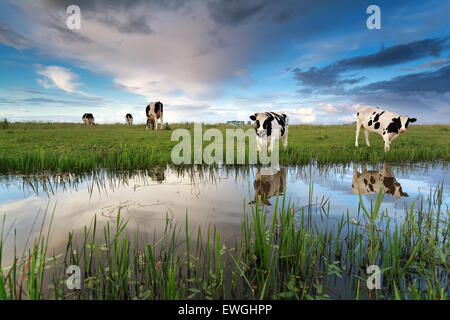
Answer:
0 183 447 300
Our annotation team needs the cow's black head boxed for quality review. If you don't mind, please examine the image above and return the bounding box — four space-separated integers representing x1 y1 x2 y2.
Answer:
387 116 417 134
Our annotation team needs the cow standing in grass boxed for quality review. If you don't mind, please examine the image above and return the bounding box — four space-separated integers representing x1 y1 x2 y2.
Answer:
125 113 133 125
355 106 417 152
82 113 94 125
146 101 164 130
352 164 408 198
249 112 289 153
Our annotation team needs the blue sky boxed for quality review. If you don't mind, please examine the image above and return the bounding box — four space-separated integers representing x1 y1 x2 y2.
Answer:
0 0 449 124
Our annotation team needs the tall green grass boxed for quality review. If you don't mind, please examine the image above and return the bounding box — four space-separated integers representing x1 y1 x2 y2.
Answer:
0 122 448 173
0 183 447 300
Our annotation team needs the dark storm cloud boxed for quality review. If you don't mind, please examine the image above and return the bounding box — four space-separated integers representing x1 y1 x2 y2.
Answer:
14 87 45 94
339 38 448 68
293 37 449 91
41 0 158 35
0 22 33 49
22 95 109 106
206 0 269 26
205 0 329 26
354 64 450 94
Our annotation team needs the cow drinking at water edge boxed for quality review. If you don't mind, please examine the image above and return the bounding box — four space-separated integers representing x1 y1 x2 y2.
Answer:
355 106 417 152
146 101 163 130
249 112 289 153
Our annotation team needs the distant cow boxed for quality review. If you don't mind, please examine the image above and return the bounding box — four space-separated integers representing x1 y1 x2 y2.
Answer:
146 101 164 130
352 164 408 198
249 167 287 206
82 113 94 125
355 106 417 152
125 113 133 125
249 112 289 153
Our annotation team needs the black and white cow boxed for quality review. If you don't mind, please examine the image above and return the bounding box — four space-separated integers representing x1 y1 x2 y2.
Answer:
249 167 287 206
249 112 289 153
125 113 133 125
82 113 94 125
355 106 417 152
352 164 408 198
146 101 164 130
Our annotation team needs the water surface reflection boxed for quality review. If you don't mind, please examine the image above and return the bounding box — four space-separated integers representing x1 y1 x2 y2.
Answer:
0 163 448 266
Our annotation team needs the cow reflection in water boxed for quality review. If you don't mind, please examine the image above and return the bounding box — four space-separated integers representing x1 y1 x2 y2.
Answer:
250 167 287 206
352 164 408 198
149 167 165 184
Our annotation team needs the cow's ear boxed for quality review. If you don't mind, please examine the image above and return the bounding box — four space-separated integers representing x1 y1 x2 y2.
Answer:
249 114 256 121
408 118 417 123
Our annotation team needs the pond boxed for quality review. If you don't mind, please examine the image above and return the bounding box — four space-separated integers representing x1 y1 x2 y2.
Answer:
0 162 448 299
0 163 448 260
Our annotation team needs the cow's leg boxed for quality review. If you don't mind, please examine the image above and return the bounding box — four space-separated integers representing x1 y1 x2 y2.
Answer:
160 114 164 130
282 129 288 150
383 135 391 152
355 121 362 147
352 165 359 193
269 136 278 153
364 128 371 147
256 136 261 153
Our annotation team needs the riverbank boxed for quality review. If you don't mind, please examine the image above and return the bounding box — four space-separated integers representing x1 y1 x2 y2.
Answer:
0 122 449 173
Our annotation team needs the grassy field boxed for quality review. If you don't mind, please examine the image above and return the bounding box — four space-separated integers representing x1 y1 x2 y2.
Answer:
0 185 447 300
0 121 449 173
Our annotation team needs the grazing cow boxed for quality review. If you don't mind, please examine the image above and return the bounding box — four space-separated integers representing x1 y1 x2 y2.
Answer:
125 113 133 125
249 167 287 206
352 164 408 198
355 106 417 152
145 101 164 130
249 112 289 152
82 113 94 125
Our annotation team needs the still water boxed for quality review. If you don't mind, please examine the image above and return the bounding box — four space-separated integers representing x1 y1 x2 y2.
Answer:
0 163 448 265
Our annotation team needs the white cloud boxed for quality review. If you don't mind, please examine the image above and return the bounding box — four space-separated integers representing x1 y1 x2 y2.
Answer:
317 103 339 114
16 1 270 106
291 107 316 123
36 65 81 93
337 115 356 122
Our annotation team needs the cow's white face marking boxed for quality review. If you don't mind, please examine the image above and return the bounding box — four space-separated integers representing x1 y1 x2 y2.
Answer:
250 113 269 138
399 115 410 133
